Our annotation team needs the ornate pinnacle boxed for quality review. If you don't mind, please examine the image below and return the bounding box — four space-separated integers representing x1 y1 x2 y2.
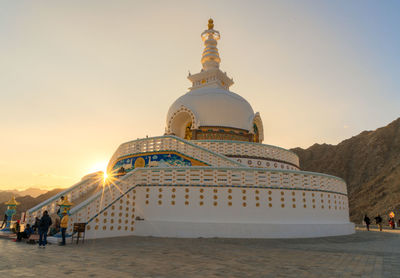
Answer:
208 18 214 30
5 196 20 206
201 19 221 71
187 20 234 90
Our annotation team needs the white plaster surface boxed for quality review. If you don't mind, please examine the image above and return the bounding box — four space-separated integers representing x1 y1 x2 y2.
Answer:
167 87 255 131
133 221 355 238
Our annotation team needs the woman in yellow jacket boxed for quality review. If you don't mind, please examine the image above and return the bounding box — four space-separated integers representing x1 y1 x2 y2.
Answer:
60 210 69 246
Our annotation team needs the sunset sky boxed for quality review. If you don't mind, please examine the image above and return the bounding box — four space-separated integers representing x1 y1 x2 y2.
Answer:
1 0 399 190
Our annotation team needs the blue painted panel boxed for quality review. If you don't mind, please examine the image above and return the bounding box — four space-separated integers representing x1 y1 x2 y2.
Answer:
113 153 192 173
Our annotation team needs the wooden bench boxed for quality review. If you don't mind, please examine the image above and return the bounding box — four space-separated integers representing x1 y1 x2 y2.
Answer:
72 223 86 244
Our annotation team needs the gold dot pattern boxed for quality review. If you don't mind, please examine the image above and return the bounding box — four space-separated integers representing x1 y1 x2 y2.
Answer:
81 187 349 237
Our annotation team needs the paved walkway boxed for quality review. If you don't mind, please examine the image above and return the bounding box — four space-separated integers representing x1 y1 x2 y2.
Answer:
356 225 400 234
0 231 399 277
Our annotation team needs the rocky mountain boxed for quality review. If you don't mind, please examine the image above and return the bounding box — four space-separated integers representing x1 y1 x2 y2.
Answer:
0 189 64 219
0 191 20 204
291 117 400 223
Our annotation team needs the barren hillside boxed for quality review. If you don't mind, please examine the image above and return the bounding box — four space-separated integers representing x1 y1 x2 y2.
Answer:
291 118 400 223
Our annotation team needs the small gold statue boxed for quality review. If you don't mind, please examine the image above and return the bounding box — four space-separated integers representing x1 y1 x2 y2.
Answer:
184 122 193 140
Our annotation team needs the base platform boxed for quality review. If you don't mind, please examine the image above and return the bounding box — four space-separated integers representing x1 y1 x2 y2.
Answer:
132 221 355 238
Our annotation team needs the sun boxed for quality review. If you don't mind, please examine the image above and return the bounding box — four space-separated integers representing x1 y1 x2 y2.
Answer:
85 159 111 183
103 171 109 182
87 160 109 174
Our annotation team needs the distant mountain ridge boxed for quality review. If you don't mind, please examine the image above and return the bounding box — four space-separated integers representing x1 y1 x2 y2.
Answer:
291 117 400 223
0 189 64 219
0 187 48 198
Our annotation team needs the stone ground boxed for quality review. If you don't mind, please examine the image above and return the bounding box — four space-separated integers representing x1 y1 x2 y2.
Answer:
0 230 399 278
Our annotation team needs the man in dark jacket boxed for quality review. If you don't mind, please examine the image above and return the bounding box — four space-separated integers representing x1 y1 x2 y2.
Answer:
38 211 52 248
364 215 371 231
375 215 383 231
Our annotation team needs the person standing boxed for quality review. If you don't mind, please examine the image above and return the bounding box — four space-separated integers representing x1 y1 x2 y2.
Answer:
49 217 60 236
14 220 21 234
0 214 7 229
32 216 40 233
56 196 65 215
38 211 52 248
375 215 383 231
364 215 371 231
60 210 69 246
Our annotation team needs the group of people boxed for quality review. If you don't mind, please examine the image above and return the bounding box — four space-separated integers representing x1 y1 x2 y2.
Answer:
10 196 69 247
363 214 398 231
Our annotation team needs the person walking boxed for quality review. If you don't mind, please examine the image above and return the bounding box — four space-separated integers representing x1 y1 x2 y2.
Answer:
364 215 371 231
375 215 383 231
389 218 395 229
38 211 52 248
59 210 69 246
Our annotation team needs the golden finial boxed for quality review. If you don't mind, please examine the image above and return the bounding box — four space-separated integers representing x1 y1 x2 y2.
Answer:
208 18 214 30
5 196 20 206
57 196 74 206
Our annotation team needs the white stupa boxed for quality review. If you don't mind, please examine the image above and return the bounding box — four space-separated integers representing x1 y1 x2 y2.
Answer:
26 19 354 239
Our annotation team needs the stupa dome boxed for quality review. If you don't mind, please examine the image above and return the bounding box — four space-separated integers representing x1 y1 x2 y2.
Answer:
166 87 255 132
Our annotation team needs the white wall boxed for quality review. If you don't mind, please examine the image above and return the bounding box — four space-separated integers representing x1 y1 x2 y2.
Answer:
81 185 353 239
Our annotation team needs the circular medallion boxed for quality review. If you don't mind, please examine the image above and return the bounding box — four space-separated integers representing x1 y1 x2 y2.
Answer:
134 157 146 168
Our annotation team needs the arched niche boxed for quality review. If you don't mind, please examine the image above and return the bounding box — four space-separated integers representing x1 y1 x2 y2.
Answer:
252 112 264 143
167 107 197 139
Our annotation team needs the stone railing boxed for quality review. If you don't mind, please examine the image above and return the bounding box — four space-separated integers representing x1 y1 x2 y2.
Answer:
107 136 243 172
192 140 300 167
128 167 346 194
68 171 138 231
25 172 103 223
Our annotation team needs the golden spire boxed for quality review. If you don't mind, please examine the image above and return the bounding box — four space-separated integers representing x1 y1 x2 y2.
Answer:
208 18 214 30
201 19 220 70
5 196 20 206
57 196 74 206
187 19 234 90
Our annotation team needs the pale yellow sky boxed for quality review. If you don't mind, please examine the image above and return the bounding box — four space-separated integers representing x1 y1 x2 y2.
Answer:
0 1 399 190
